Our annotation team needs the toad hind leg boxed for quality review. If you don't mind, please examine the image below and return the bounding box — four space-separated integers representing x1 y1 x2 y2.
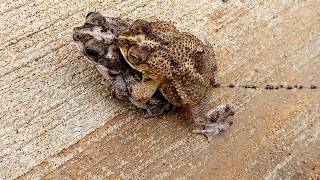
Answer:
192 103 236 140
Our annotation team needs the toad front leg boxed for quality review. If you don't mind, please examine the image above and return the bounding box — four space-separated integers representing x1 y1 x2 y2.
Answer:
130 78 162 103
192 102 236 140
95 65 128 99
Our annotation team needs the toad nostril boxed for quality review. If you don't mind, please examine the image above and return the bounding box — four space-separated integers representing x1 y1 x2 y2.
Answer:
85 46 100 58
73 33 81 41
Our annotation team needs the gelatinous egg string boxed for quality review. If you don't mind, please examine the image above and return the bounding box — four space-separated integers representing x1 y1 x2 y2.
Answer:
215 84 318 90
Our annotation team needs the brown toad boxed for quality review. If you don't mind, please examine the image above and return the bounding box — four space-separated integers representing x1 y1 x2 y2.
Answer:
73 12 173 117
117 19 235 139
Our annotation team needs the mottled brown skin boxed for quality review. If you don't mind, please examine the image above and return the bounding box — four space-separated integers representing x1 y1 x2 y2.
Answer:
73 12 131 75
73 12 173 117
117 19 235 139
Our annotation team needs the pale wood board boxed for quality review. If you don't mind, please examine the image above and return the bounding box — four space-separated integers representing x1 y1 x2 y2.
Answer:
0 0 319 179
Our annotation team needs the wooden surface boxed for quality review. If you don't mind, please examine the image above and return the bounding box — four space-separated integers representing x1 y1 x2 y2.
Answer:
1 0 319 179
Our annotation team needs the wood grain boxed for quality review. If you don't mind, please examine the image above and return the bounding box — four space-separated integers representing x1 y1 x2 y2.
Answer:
0 0 319 179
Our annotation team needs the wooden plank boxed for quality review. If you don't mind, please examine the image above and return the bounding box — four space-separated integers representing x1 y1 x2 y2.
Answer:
0 0 319 179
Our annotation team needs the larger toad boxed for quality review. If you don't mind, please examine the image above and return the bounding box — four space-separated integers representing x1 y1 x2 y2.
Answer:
117 19 235 139
73 12 173 117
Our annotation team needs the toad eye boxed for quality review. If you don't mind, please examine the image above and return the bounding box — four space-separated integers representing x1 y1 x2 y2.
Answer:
128 53 142 64
129 53 139 60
